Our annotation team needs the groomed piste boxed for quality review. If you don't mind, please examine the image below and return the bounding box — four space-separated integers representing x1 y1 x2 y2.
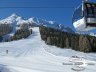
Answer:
0 27 96 72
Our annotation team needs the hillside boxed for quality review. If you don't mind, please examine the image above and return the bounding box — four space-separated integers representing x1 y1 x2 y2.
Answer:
0 27 96 72
0 14 74 42
0 14 96 72
39 26 96 52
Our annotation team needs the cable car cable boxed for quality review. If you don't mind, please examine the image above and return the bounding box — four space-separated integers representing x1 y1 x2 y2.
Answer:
0 6 75 8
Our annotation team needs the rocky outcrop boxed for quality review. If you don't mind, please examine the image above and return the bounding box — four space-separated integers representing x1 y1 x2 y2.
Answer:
39 26 96 53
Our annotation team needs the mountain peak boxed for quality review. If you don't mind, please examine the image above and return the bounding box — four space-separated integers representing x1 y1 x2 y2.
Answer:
0 13 74 33
9 13 18 18
48 21 56 24
11 13 17 16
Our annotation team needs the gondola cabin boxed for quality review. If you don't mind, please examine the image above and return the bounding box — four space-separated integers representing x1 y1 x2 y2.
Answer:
72 1 96 31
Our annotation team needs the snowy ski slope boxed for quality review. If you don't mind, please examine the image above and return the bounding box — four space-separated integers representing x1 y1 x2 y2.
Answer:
0 27 96 72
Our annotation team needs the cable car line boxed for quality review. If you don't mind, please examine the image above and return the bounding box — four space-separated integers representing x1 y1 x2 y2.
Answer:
0 6 75 8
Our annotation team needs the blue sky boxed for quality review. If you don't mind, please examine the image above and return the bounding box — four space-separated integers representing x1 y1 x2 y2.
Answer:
0 0 96 32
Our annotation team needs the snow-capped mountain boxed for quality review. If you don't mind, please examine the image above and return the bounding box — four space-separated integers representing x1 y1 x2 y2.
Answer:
0 13 74 33
76 31 96 37
0 14 96 72
89 33 96 37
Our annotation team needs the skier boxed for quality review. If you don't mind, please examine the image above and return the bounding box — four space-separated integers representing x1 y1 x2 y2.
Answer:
6 50 8 54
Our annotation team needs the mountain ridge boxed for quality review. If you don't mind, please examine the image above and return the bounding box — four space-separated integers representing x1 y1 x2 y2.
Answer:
0 13 74 33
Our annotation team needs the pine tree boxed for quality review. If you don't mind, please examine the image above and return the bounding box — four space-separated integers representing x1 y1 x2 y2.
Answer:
66 38 69 48
46 37 51 45
79 35 91 52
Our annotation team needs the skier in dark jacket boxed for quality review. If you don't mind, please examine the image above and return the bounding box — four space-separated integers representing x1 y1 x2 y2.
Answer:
6 50 8 54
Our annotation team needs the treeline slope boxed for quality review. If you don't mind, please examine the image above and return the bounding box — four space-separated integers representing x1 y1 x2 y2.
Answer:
39 26 96 53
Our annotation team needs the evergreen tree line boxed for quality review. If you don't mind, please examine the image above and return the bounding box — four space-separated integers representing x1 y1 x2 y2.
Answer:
39 26 96 53
0 36 3 42
0 24 12 42
10 29 32 41
0 24 12 36
0 23 32 42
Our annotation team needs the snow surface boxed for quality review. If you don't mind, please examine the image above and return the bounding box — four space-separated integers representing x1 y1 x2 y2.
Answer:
0 27 96 72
